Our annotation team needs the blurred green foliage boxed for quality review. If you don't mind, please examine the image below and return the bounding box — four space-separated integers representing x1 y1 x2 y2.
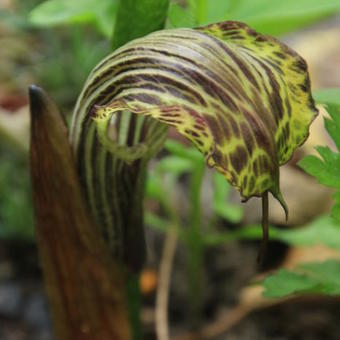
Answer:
0 0 110 110
29 0 118 38
168 0 340 35
263 260 340 297
262 89 340 298
300 93 340 222
203 216 340 248
29 0 340 37
0 145 33 239
32 27 109 110
146 139 244 228
313 88 340 106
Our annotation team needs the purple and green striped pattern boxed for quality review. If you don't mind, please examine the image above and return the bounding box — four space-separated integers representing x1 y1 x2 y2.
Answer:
70 21 317 260
73 21 317 205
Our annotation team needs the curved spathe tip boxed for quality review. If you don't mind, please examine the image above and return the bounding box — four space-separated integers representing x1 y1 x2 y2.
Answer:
272 190 289 221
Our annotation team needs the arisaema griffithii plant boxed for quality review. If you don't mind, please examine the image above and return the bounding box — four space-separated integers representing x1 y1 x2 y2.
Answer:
29 10 318 339
70 20 317 265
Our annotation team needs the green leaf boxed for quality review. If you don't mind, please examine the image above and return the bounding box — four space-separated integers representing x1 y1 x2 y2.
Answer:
299 148 340 189
144 212 171 232
262 260 340 298
156 155 194 176
312 89 340 152
204 215 340 249
212 172 243 223
168 0 234 28
213 201 243 224
167 2 195 28
145 154 194 200
206 0 236 23
324 104 340 151
262 269 318 298
300 261 340 295
164 140 204 164
0 148 34 239
272 216 340 249
29 0 118 37
169 0 340 35
145 174 162 200
223 0 340 36
111 0 170 49
299 102 340 222
331 192 340 222
313 88 340 106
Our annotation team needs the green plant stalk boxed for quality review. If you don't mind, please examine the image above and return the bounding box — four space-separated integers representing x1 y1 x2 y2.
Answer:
194 0 207 24
258 190 269 263
149 162 206 323
187 161 205 324
111 0 170 50
147 161 207 323
126 273 143 340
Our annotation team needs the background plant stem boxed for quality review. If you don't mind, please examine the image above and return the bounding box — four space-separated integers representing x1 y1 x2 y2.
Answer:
187 161 205 324
111 0 170 50
195 0 207 24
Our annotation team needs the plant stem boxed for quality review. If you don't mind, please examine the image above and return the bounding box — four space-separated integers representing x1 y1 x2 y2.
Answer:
194 0 207 24
258 191 269 264
126 274 143 340
156 226 178 340
187 161 205 324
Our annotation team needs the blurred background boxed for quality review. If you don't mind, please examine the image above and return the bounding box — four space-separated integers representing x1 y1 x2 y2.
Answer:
1 0 340 339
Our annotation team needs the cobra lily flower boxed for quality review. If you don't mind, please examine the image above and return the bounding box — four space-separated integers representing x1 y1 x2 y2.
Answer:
70 21 317 265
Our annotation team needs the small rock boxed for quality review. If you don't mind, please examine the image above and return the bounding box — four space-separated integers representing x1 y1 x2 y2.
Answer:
0 282 23 318
23 292 51 331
